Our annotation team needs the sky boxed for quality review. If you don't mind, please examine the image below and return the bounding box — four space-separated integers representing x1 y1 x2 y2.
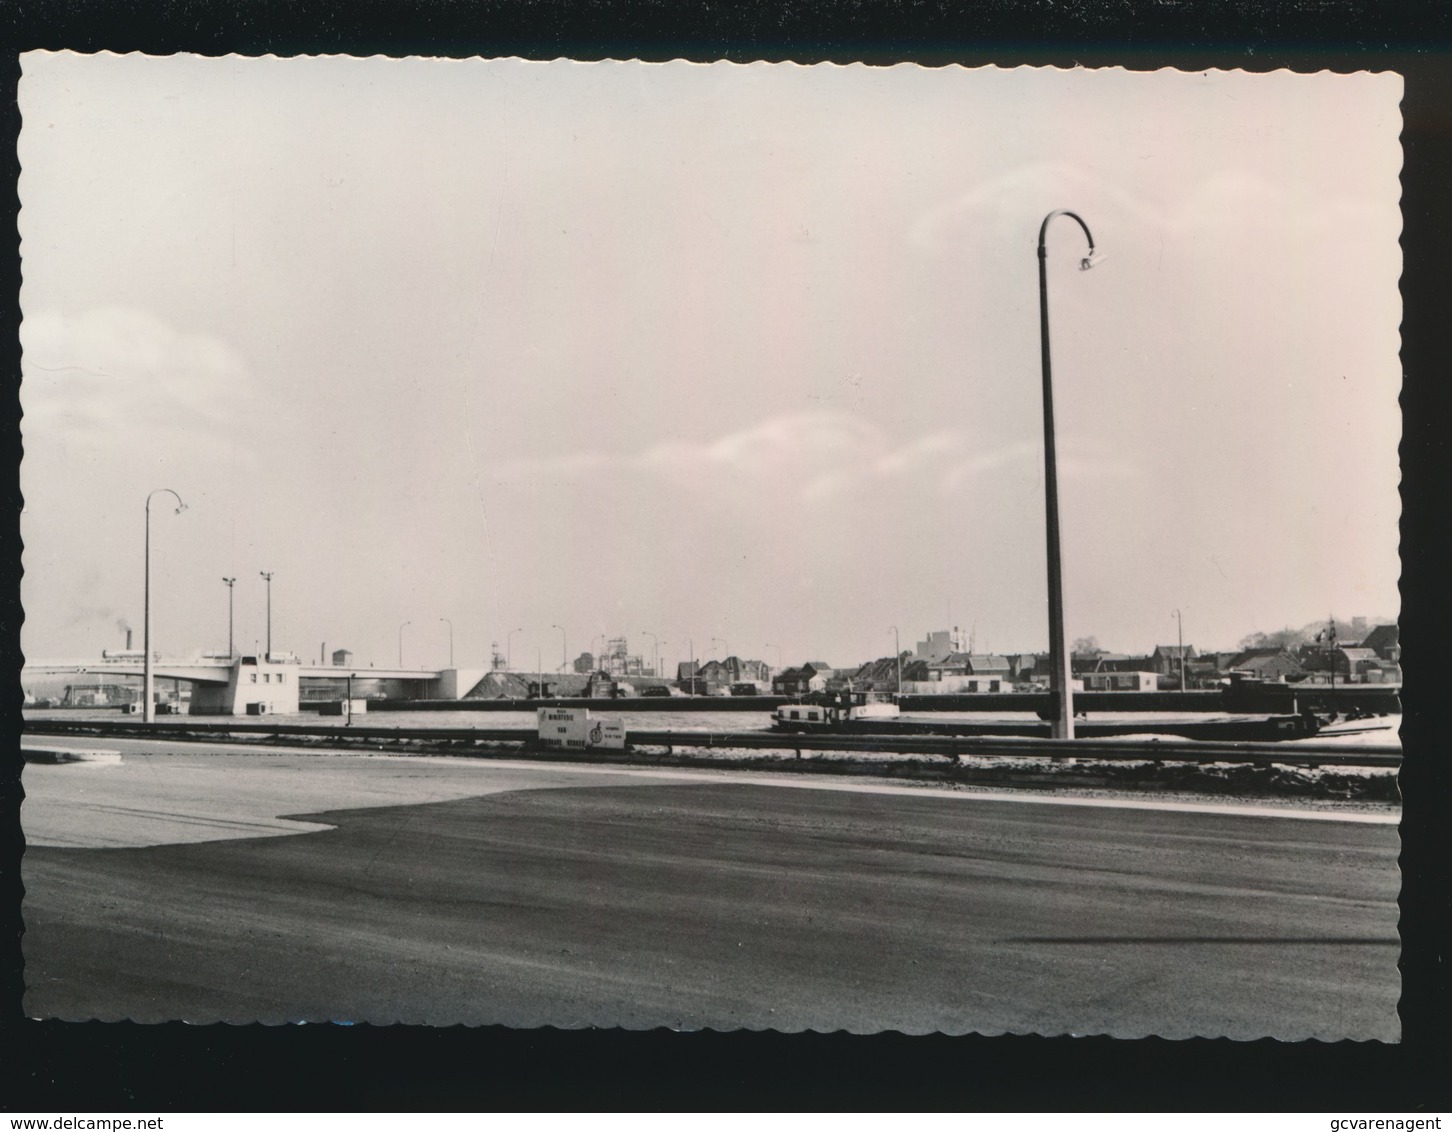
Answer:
17 56 1403 673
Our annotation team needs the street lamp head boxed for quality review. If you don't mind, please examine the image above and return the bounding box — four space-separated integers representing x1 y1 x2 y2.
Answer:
1079 250 1104 271
147 487 187 514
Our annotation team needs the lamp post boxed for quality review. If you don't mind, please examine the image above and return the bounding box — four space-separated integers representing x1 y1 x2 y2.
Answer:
1321 616 1340 711
399 620 410 667
143 489 187 723
552 624 566 674
1037 209 1099 740
440 617 454 668
222 577 236 657
641 630 659 679
507 627 522 671
766 642 783 672
259 572 274 660
891 626 902 696
1174 608 1185 691
686 637 695 695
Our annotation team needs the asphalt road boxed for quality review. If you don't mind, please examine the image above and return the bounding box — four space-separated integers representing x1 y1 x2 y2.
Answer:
21 745 1400 1039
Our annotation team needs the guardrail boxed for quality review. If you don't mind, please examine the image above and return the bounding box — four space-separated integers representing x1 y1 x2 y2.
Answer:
629 730 1401 767
22 718 1400 767
23 718 539 743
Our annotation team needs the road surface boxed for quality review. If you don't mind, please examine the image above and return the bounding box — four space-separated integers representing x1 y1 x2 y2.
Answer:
21 739 1400 1039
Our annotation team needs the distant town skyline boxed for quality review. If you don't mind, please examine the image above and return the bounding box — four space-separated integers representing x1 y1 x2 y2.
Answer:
18 58 1402 672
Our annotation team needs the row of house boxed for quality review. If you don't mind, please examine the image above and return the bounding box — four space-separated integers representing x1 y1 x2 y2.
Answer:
561 623 1400 698
1157 626 1400 688
772 624 1401 696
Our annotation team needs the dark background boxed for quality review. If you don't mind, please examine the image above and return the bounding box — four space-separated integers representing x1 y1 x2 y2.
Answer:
1 0 1448 1111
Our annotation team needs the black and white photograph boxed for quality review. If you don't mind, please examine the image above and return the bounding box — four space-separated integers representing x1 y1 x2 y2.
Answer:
16 54 1403 1041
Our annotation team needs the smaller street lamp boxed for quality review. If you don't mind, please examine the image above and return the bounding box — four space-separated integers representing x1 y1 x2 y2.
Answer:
259 572 275 660
222 577 236 657
891 626 902 696
440 617 454 668
1174 608 1186 691
399 620 411 667
143 488 187 723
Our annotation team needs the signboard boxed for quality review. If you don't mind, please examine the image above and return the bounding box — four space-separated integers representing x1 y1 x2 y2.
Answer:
588 718 626 749
537 708 626 750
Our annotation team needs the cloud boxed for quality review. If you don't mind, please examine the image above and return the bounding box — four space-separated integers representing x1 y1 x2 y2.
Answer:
488 450 610 481
940 440 1039 491
908 161 1394 256
908 162 1158 252
637 413 887 478
20 306 258 452
488 411 1047 502
1056 437 1140 480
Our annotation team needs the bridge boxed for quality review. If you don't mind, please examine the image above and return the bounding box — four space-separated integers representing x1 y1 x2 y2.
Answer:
23 655 486 715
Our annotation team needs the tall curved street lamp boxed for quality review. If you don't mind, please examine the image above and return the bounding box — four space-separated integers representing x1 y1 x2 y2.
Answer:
144 488 187 722
1038 209 1100 740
